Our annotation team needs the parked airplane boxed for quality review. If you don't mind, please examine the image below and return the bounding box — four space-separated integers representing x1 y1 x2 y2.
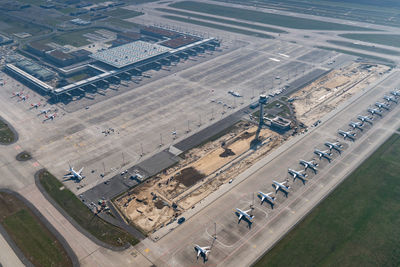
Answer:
314 149 332 162
368 108 382 116
338 130 356 141
299 159 318 174
258 191 276 208
325 141 343 154
384 95 398 104
30 102 41 109
236 208 254 223
390 90 400 97
288 168 307 184
18 95 28 101
194 245 210 261
349 121 364 131
272 180 290 196
375 102 390 110
357 115 373 124
228 90 242 97
64 165 84 181
11 91 23 97
44 113 57 121
38 109 51 115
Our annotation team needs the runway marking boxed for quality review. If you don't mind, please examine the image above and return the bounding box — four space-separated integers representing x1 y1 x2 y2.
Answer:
278 53 289 58
269 58 280 62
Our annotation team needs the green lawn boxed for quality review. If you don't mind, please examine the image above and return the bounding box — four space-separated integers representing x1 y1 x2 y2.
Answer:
316 46 395 66
39 170 138 247
0 16 49 35
103 17 140 30
340 33 400 49
45 29 96 47
105 8 143 19
0 192 72 267
327 40 400 56
254 133 400 267
156 8 286 33
163 15 274 39
169 1 374 31
0 119 16 144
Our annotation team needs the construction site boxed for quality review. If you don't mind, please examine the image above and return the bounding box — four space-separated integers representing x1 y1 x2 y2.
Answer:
113 60 389 235
290 62 390 127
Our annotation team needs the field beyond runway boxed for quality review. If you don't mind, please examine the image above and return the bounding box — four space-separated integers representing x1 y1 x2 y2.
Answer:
254 133 400 266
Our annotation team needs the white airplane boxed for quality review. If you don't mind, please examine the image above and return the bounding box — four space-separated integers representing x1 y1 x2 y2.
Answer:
367 108 382 117
12 91 23 97
349 121 364 131
314 149 332 162
64 165 85 181
375 102 390 110
357 115 373 124
288 169 307 184
18 95 28 101
194 245 210 260
236 208 254 223
38 109 51 115
390 90 400 97
272 180 290 196
384 95 398 104
325 141 343 154
299 159 318 174
258 191 276 208
338 129 356 141
44 113 57 121
30 102 41 109
228 90 242 97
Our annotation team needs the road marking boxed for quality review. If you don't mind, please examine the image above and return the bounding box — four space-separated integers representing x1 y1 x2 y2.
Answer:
278 53 289 58
269 57 280 62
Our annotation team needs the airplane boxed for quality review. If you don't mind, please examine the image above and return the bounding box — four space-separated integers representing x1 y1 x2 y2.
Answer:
64 164 85 181
375 102 390 110
390 90 400 97
258 191 276 208
314 149 332 162
228 90 242 97
349 121 364 131
44 113 57 121
38 109 51 115
325 141 343 154
30 102 41 109
367 108 382 117
288 168 308 184
194 245 210 261
384 95 398 104
12 91 23 97
18 95 28 101
272 180 290 196
338 129 356 141
236 208 254 224
299 159 318 174
357 115 373 124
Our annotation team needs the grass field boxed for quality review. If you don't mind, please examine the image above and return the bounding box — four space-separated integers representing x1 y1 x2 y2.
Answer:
340 34 400 49
162 15 274 39
254 133 400 267
0 15 49 35
39 170 138 247
327 40 400 56
40 28 107 47
0 192 72 267
105 8 143 19
104 17 140 30
169 1 373 31
156 8 286 33
0 119 16 144
316 46 396 66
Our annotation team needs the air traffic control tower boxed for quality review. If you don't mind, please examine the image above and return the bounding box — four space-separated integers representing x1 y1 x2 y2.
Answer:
255 95 268 141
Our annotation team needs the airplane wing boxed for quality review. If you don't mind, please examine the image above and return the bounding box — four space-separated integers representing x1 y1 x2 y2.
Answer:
238 214 243 222
64 174 74 178
245 209 252 214
261 196 265 203
197 250 201 257
78 167 84 174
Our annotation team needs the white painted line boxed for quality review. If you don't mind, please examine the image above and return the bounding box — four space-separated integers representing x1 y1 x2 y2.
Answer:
278 53 289 58
269 58 281 62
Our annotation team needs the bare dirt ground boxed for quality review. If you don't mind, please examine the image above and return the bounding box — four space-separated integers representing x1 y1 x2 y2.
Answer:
114 122 281 234
291 63 390 126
